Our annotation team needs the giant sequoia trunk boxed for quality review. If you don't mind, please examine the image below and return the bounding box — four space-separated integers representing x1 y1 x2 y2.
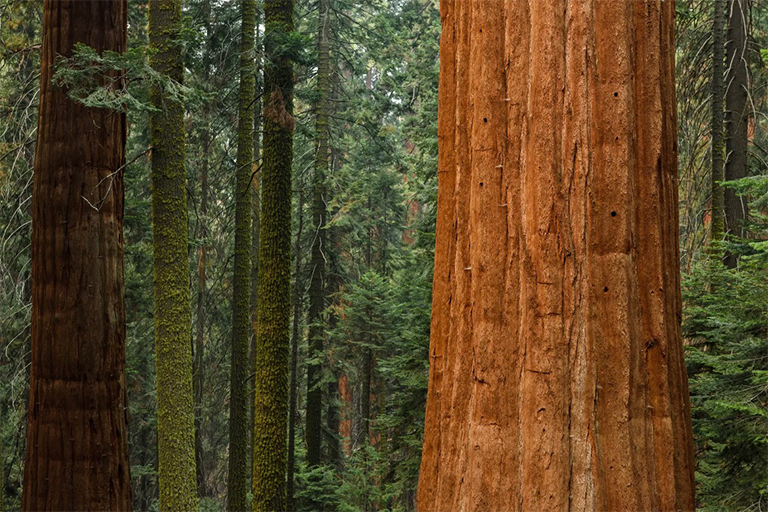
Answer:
22 1 132 509
418 2 696 511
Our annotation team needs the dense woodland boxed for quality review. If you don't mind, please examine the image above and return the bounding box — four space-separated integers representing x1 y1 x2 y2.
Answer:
0 0 766 511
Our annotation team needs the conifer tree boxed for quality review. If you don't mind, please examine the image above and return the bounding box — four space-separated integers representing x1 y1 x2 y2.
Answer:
252 0 295 509
22 1 132 509
228 0 257 508
724 0 750 266
306 0 331 472
711 0 726 247
149 0 198 508
418 2 695 510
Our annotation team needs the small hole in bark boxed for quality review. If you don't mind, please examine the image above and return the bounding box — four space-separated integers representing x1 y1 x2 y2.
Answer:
483 117 488 123
611 211 617 217
613 92 619 97
604 286 609 293
615 136 619 141
479 182 484 187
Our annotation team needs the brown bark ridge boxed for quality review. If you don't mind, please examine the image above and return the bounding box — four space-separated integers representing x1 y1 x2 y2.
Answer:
22 0 132 510
417 2 696 511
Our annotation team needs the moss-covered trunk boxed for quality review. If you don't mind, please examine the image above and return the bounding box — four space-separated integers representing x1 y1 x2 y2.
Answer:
22 1 132 509
252 0 294 509
306 0 332 472
418 2 695 510
228 0 257 508
149 0 198 509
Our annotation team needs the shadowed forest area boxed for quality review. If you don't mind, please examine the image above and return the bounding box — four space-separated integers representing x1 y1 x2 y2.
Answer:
0 0 766 511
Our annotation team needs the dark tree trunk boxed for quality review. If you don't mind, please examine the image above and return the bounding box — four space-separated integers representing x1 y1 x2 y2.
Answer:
22 1 132 509
724 0 750 267
252 0 295 508
287 188 305 512
712 0 727 246
227 0 257 507
306 0 332 472
249 1 263 498
194 0 212 497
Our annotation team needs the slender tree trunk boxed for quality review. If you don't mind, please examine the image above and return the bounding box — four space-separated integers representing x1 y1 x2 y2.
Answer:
252 0 294 509
724 0 749 267
712 0 726 247
228 0 257 508
306 0 331 471
0 440 4 512
149 0 198 508
287 188 305 512
249 2 263 498
360 347 372 446
194 0 212 497
22 1 132 509
418 2 696 511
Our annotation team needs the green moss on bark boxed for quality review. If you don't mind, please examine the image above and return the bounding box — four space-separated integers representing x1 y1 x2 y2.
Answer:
149 0 198 509
252 0 295 510
227 0 257 509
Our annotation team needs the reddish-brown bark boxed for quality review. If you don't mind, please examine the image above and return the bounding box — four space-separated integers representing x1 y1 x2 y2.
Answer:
22 1 132 510
418 2 695 511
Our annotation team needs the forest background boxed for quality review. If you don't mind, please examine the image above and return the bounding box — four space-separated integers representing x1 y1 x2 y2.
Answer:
0 0 767 510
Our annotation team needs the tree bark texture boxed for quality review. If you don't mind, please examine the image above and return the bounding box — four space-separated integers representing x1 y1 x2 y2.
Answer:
194 0 212 496
149 0 198 508
711 0 726 246
418 2 696 511
724 0 749 262
306 0 332 470
287 188 304 512
22 1 132 509
252 0 294 509
227 0 257 508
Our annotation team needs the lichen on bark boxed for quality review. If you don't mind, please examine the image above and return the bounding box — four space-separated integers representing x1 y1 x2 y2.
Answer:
251 0 295 510
149 0 198 509
227 0 257 508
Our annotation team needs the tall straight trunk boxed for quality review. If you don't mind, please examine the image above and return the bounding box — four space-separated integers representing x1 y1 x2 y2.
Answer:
724 0 749 266
418 2 696 511
149 0 198 509
194 0 212 496
22 1 132 509
711 0 727 246
252 0 294 509
287 188 305 512
228 0 257 508
249 2 263 498
306 0 331 470
194 127 209 498
359 347 372 446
